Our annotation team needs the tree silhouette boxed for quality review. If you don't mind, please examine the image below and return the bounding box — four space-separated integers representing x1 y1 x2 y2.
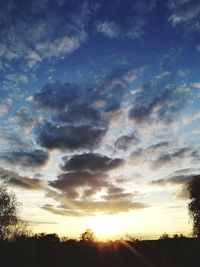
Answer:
0 184 29 240
188 175 200 238
80 229 95 243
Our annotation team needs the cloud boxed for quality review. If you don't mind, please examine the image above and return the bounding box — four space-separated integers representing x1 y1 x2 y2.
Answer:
93 0 157 41
167 0 200 32
6 73 28 83
151 147 199 169
42 200 148 217
128 69 187 124
36 122 106 150
0 129 24 147
28 219 58 226
196 45 200 52
33 70 143 151
182 111 200 125
192 82 200 89
100 67 144 112
50 170 108 200
33 67 142 118
95 20 121 38
0 98 12 117
148 141 170 151
0 149 49 167
46 152 147 216
115 133 140 150
11 107 39 128
61 153 124 172
150 174 192 187
54 104 103 126
132 0 157 13
150 174 192 199
150 171 200 199
50 153 124 200
26 50 42 68
63 200 148 215
35 34 86 59
129 142 200 171
0 167 42 190
103 186 135 201
126 0 157 40
34 83 79 111
126 16 146 40
0 0 94 72
42 204 85 217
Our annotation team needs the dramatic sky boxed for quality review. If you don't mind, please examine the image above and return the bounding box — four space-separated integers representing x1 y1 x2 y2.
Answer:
0 0 200 239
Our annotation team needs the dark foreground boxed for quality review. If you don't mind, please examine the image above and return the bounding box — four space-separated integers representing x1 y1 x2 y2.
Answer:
0 237 200 267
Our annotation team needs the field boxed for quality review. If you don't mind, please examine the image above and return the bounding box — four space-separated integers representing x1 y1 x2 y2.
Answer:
0 237 200 267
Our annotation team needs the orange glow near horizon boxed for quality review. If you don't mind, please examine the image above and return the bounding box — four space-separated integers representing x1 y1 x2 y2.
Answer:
88 214 125 240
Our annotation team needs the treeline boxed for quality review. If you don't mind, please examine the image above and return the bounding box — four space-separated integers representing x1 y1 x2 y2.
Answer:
0 234 200 267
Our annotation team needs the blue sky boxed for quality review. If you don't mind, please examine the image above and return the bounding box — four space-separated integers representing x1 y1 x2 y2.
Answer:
0 0 200 238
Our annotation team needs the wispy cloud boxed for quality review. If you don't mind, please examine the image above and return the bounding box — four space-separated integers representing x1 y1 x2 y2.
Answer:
167 0 200 32
0 167 43 190
0 98 12 117
0 149 49 167
95 20 121 38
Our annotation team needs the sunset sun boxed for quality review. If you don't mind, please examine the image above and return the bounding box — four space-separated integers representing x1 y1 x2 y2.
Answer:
89 214 125 240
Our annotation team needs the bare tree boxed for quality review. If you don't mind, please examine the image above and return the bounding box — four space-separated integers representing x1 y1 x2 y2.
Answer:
0 184 30 240
188 175 200 238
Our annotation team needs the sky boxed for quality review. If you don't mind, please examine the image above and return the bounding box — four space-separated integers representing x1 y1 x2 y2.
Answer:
0 0 200 240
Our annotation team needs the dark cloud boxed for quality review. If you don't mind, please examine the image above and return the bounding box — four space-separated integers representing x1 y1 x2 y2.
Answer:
0 167 42 190
154 148 188 164
151 147 197 169
34 83 79 111
128 71 187 124
149 175 192 186
42 200 148 217
0 149 49 167
33 78 119 152
34 71 133 115
54 104 102 125
103 186 134 201
148 141 170 151
65 200 148 215
49 170 108 200
33 67 143 152
50 153 124 200
101 68 143 112
115 133 140 150
150 173 200 199
36 122 106 150
46 152 148 216
61 153 124 172
42 204 85 217
130 144 200 171
173 168 200 176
